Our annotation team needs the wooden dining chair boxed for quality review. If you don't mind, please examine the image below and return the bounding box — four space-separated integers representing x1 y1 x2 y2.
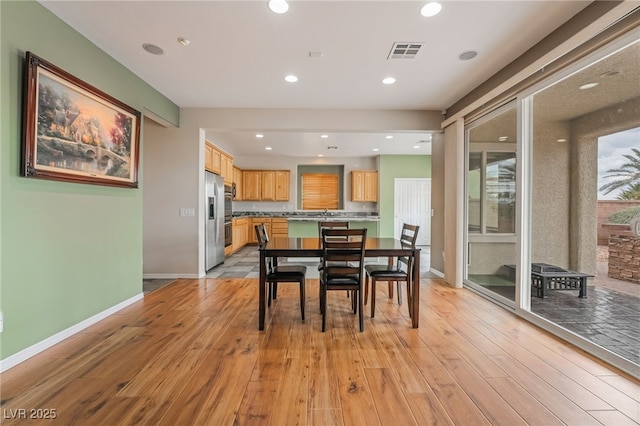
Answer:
364 223 419 318
319 228 367 332
317 221 350 268
255 224 307 320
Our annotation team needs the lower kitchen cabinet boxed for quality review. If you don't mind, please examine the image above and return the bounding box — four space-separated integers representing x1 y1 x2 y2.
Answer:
270 218 288 238
232 218 248 253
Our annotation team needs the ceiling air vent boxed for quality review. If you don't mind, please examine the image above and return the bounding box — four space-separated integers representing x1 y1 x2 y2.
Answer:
388 42 425 59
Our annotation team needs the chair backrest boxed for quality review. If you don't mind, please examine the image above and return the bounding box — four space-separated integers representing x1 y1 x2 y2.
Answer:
397 223 419 272
318 221 350 247
255 223 276 274
321 228 367 284
400 223 419 247
254 223 268 247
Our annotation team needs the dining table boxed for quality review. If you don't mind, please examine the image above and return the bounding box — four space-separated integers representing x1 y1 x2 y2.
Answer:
258 237 421 330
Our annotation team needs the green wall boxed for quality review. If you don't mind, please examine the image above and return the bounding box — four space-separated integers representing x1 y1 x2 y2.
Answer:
0 1 179 360
378 155 431 237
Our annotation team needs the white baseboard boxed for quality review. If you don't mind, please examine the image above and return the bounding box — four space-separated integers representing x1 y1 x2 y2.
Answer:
0 293 144 373
143 273 198 279
429 268 444 278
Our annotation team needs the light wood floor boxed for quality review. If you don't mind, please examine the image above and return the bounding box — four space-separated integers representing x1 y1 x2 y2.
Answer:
2 277 639 425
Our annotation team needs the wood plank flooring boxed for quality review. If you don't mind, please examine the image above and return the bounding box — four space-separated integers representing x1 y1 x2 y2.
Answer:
1 277 639 425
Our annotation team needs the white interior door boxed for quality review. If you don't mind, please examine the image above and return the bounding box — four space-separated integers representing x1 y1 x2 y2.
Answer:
394 178 431 245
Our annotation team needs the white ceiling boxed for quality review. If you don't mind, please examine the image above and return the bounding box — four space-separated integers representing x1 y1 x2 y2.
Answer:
40 0 591 158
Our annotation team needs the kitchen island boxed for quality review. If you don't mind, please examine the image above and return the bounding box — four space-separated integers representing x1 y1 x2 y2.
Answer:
287 216 379 237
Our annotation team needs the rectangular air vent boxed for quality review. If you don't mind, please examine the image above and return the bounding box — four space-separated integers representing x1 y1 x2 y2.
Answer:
387 42 425 59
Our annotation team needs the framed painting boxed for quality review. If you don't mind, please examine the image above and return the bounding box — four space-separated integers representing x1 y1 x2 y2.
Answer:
22 52 141 188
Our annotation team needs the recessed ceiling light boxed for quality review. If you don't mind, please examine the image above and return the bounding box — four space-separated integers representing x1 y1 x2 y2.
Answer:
265 146 272 151
386 135 393 139
413 145 421 149
373 148 379 152
382 77 396 85
142 43 164 55
177 37 190 46
285 74 298 83
557 138 568 143
256 134 264 138
321 134 329 138
420 2 442 17
498 136 508 141
318 154 324 157
458 50 478 61
579 82 599 90
268 0 289 14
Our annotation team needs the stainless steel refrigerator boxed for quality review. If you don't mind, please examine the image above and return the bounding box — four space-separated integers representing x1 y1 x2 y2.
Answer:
205 171 225 270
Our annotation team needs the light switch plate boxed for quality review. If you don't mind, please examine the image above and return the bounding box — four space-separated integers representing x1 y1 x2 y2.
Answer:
180 208 195 217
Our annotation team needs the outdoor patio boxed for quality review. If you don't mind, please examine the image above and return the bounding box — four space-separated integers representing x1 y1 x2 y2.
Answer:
531 246 639 365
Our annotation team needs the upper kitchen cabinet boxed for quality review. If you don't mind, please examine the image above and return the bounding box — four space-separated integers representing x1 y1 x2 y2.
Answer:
211 146 222 174
205 142 214 172
243 170 290 201
220 151 233 185
261 171 276 201
223 154 233 185
205 141 233 185
351 170 378 202
243 170 261 201
275 171 290 201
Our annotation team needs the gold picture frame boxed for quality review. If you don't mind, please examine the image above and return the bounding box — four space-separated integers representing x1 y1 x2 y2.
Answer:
22 52 141 188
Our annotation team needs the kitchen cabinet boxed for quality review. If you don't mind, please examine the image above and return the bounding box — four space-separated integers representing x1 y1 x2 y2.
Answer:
223 154 234 185
205 142 214 172
275 171 290 201
261 171 275 201
232 218 248 253
243 171 262 201
271 218 288 238
211 147 222 174
351 170 378 202
250 217 271 244
233 166 243 200
205 141 233 185
243 169 290 201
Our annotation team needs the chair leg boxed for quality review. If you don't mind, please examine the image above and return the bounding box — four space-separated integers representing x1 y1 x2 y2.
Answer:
268 282 273 307
364 275 369 305
321 285 327 332
272 282 278 300
388 281 394 299
371 279 376 318
358 289 364 332
299 279 305 321
397 281 402 306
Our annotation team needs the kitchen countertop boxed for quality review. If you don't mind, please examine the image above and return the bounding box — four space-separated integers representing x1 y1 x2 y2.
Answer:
233 211 379 221
287 216 380 222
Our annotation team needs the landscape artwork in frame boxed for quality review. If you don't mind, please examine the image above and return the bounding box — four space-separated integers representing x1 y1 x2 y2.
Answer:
22 52 141 188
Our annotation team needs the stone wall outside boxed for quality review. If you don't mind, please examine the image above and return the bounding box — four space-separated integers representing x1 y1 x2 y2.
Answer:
608 226 640 284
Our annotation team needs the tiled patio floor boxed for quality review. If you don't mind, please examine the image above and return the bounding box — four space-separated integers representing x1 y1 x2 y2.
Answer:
531 285 640 365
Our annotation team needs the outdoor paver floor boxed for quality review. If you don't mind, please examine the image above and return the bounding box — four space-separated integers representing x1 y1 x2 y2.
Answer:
531 286 640 365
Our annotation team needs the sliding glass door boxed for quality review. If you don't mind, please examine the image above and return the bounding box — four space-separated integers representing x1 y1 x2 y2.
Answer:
464 103 518 304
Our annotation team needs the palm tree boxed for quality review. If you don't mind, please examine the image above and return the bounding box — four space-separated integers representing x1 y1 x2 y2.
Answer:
617 183 640 200
599 147 640 199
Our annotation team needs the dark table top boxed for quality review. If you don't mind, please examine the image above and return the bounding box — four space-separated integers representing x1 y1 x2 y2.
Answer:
259 237 420 257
